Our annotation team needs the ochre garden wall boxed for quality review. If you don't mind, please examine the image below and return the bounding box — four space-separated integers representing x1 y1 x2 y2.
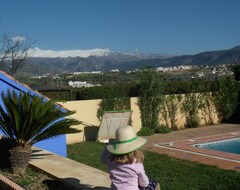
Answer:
58 96 219 144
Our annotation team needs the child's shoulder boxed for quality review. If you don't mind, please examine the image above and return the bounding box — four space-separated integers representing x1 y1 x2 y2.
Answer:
124 161 144 169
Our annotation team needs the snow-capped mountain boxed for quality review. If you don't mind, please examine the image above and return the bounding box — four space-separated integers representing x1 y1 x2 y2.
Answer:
11 45 240 77
13 48 167 76
28 47 112 58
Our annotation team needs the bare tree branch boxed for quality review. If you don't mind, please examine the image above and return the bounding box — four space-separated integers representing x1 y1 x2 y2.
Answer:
0 33 34 75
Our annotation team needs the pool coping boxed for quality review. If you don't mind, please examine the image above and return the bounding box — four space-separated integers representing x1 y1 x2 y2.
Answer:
153 132 240 164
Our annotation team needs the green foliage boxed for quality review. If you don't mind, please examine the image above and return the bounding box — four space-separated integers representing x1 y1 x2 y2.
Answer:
0 90 81 173
97 97 131 121
41 90 76 101
76 83 139 100
0 90 81 146
137 68 164 129
38 79 219 101
137 127 154 136
161 94 182 130
195 80 217 125
154 124 171 134
185 115 200 128
213 76 239 122
180 82 202 128
199 92 215 125
164 80 218 95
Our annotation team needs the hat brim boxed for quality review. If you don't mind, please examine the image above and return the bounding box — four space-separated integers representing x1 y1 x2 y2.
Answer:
106 136 147 155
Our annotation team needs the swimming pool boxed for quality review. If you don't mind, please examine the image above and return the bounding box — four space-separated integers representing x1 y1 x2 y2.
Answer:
195 137 240 154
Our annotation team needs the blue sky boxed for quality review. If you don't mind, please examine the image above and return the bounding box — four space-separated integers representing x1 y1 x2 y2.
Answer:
1 0 240 55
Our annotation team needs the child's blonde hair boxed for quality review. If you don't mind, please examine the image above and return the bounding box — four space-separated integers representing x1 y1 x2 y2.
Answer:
111 149 144 164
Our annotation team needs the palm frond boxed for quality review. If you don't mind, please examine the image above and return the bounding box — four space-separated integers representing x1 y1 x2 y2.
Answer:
0 90 81 146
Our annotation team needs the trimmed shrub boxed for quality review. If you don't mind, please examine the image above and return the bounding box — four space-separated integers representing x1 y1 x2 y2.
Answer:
137 127 154 136
154 124 171 134
185 115 200 128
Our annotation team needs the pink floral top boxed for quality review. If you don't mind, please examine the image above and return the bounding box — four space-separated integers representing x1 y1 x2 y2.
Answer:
101 148 149 190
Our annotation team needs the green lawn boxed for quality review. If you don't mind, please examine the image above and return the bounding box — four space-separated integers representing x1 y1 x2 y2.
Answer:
67 142 240 190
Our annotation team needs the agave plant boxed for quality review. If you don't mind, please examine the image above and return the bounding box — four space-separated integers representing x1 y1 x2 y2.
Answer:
0 90 81 173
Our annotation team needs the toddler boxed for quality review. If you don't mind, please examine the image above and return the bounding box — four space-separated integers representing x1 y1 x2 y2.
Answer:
101 125 160 190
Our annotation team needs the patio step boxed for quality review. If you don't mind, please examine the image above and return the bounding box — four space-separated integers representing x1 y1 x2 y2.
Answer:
29 147 111 190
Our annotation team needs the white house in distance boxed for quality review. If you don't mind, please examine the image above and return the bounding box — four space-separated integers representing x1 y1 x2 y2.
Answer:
68 81 101 88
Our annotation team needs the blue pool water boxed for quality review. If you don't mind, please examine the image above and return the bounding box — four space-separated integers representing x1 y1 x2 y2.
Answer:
195 137 240 154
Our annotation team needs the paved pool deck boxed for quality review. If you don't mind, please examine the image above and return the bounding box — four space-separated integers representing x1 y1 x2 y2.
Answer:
143 123 240 171
29 124 240 190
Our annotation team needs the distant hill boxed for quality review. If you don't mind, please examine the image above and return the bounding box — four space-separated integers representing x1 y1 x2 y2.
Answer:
120 45 240 71
2 45 240 76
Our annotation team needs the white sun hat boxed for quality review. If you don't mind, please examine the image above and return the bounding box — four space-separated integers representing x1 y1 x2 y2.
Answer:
106 125 147 155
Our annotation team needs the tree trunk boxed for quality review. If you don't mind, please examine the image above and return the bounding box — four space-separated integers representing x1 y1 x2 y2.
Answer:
9 145 32 173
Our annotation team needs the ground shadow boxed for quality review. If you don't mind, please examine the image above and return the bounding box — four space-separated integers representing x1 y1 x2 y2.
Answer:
30 149 52 159
43 179 72 190
43 176 111 190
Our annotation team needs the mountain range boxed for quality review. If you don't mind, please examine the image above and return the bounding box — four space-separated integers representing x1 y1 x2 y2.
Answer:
10 45 240 76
